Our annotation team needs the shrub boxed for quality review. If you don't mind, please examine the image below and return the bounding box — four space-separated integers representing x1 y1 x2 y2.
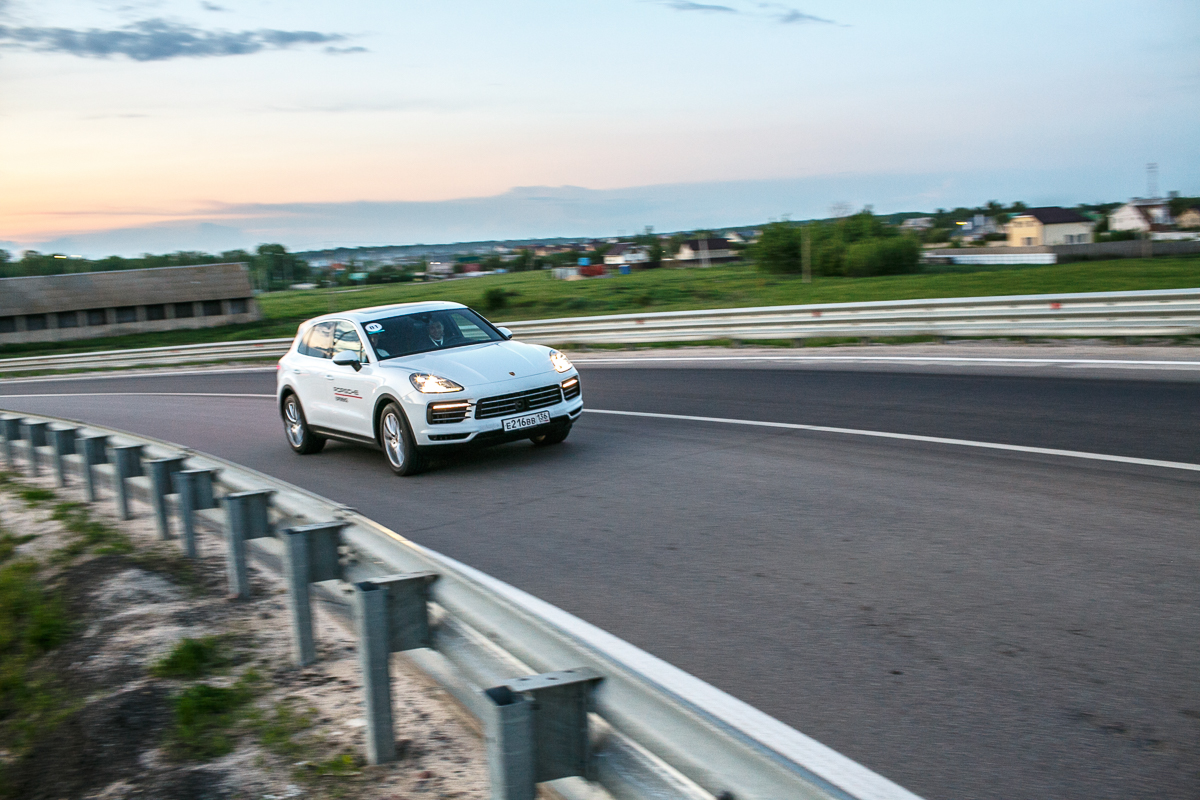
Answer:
843 237 921 277
483 287 508 312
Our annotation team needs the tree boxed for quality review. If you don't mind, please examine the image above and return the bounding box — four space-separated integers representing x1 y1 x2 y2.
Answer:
752 222 803 274
254 244 308 291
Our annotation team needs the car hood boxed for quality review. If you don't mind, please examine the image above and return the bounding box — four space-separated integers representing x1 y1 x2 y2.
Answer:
379 340 558 387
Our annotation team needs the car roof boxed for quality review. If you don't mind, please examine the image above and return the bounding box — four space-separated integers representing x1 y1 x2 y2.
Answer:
306 301 468 327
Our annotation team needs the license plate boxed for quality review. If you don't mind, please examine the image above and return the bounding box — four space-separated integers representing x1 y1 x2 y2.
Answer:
503 410 551 432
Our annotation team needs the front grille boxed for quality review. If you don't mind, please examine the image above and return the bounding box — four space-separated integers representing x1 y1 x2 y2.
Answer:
561 376 581 400
476 384 563 420
427 401 471 425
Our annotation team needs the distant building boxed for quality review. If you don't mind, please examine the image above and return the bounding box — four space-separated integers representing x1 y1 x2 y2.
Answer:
675 238 735 263
900 217 935 232
1007 207 1094 246
1110 199 1174 232
0 262 259 346
603 243 649 266
1176 206 1200 229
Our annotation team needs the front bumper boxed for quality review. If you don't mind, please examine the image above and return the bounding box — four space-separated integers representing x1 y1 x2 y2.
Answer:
407 378 583 447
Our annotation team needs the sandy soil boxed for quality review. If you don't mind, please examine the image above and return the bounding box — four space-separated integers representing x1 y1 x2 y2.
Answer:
0 469 489 800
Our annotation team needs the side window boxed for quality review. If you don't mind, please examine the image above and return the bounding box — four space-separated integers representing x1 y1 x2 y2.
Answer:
299 321 335 358
450 311 492 343
333 321 367 363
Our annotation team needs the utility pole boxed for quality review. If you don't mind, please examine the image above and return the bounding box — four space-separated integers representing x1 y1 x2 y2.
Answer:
801 223 812 284
699 233 710 269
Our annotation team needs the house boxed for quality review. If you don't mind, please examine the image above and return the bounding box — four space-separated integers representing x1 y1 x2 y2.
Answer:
1177 206 1200 229
955 214 1002 241
1109 199 1173 232
603 243 649 266
675 238 735 263
1007 207 1094 246
899 217 934 232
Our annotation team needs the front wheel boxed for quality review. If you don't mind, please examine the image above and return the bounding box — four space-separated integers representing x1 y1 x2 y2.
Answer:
530 424 571 447
379 403 425 476
282 394 325 454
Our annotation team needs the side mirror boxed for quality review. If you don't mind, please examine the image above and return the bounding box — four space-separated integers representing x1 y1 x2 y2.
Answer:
332 350 363 371
497 326 513 340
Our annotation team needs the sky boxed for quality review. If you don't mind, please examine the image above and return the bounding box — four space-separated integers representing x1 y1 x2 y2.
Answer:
1 0 1198 256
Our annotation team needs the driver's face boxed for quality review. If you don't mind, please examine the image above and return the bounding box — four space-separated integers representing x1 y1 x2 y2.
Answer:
428 320 444 339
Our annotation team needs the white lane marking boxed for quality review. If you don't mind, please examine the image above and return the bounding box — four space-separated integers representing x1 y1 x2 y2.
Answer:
586 409 1200 472
0 392 275 399
574 355 1200 368
0 366 277 384
3 392 1194 473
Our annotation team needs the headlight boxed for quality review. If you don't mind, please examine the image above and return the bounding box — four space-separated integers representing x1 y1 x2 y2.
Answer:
409 373 464 393
549 349 573 373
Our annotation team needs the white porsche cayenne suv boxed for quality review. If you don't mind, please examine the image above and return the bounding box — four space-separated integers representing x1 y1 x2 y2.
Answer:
276 301 582 475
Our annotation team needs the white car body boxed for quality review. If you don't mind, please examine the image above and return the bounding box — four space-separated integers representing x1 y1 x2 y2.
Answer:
276 301 582 472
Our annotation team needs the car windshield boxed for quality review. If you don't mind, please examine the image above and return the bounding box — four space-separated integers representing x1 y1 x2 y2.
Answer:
363 308 503 361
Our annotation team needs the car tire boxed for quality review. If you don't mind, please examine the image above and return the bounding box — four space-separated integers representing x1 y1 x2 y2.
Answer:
530 424 571 447
379 402 425 476
282 393 325 455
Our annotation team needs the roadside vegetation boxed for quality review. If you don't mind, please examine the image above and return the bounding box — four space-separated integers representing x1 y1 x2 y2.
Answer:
3 255 1199 361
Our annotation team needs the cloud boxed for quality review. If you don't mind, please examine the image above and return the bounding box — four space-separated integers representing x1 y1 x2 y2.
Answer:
0 18 354 61
666 2 738 13
775 8 835 25
324 45 367 55
658 1 839 26
200 2 227 10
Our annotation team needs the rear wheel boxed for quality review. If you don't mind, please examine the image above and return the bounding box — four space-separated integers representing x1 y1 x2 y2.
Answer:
530 424 571 447
282 394 325 454
379 403 425 476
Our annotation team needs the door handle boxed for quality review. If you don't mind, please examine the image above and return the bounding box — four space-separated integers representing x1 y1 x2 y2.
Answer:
326 374 334 380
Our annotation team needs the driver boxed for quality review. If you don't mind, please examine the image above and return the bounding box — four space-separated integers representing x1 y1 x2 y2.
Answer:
426 318 446 348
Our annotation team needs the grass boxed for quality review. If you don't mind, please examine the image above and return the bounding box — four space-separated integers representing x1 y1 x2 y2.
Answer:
250 699 318 759
49 502 133 562
3 255 1199 362
0 521 72 767
168 677 258 759
152 637 229 680
15 487 56 508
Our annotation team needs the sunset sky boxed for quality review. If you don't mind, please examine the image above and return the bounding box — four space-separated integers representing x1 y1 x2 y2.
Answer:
2 0 1198 256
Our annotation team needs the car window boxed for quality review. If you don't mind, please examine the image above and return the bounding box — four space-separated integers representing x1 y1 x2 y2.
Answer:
298 321 335 358
333 321 367 363
449 310 494 343
364 308 503 361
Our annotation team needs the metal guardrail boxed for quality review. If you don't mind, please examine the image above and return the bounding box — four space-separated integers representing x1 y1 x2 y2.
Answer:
1 409 923 800
3 288 1197 376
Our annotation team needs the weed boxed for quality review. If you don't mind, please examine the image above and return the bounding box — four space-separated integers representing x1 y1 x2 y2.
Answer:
50 503 132 561
166 669 262 760
250 700 317 759
301 753 363 777
15 488 55 508
152 637 229 680
0 557 72 758
0 534 36 566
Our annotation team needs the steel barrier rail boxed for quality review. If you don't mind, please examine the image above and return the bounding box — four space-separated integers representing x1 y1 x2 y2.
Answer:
1 408 924 800
2 288 1198 375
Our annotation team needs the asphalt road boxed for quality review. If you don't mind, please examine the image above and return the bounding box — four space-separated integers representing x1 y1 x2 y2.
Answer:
2 364 1198 800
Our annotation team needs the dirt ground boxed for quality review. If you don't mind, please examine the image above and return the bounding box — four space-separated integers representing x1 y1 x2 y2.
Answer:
0 467 490 800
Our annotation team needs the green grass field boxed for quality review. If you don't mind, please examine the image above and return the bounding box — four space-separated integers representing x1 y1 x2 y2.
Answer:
4 256 1199 359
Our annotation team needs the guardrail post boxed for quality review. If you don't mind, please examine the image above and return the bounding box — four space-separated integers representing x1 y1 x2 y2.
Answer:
280 522 347 667
22 421 48 478
81 435 109 502
352 572 439 765
49 427 79 488
1 417 23 472
148 456 186 539
111 444 143 520
221 490 274 600
172 469 217 558
484 687 535 800
483 668 603 799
